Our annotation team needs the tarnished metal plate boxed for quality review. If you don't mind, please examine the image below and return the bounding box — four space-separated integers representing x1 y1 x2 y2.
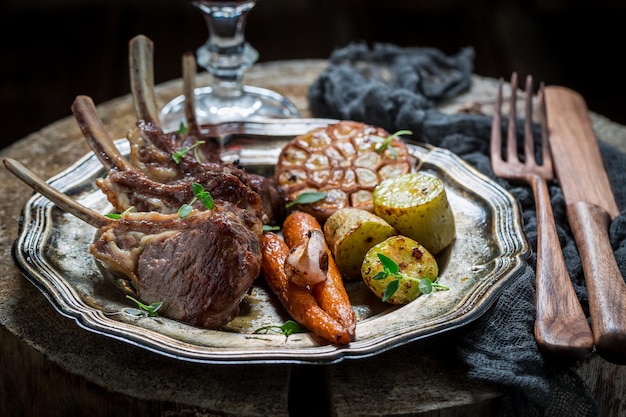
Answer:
12 134 529 364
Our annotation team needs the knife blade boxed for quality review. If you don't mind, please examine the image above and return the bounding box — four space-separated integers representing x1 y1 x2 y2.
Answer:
544 86 626 364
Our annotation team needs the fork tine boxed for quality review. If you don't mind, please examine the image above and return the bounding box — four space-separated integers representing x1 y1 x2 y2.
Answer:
490 77 504 166
523 75 536 166
507 72 519 165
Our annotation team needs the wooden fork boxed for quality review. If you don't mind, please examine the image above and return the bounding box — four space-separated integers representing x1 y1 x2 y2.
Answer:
490 72 593 358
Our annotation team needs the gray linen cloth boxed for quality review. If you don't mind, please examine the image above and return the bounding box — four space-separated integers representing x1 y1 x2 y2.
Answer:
308 42 626 417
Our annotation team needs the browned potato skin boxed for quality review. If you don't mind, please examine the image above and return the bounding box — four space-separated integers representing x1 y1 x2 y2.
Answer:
361 235 439 305
373 173 455 254
323 208 396 281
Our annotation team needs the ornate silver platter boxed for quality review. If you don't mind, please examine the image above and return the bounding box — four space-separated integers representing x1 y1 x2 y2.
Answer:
12 133 529 364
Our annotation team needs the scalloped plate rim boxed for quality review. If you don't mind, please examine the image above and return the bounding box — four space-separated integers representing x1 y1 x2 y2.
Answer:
11 137 530 364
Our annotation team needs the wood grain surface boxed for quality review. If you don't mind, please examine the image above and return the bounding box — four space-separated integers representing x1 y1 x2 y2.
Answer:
545 87 626 365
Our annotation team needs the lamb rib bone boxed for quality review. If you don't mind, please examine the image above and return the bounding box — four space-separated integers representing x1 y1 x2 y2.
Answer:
182 51 201 138
3 158 111 228
71 95 267 220
129 34 161 129
3 157 262 329
129 34 199 135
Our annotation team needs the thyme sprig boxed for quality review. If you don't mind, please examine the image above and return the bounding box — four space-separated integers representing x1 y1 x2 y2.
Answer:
372 130 413 159
374 253 449 302
254 320 306 339
285 191 327 209
262 225 281 233
172 140 206 164
105 206 135 220
124 295 163 317
178 182 214 218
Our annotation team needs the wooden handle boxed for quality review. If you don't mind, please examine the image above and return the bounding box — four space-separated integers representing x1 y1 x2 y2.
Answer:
544 86 620 220
530 175 593 358
567 200 626 364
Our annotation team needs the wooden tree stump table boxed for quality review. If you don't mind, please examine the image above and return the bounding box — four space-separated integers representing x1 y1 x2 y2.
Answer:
1 60 625 417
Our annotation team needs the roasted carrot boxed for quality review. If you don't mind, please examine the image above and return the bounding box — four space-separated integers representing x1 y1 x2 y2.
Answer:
318 254 357 337
282 212 357 338
260 232 352 345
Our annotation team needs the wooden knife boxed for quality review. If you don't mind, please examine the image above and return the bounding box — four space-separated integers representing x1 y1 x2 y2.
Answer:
544 86 626 364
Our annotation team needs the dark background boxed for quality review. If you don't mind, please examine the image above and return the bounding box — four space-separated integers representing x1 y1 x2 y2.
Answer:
1 0 624 149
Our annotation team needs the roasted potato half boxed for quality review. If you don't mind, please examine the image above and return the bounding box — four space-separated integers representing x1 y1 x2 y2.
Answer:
324 208 396 281
361 235 439 304
373 172 455 254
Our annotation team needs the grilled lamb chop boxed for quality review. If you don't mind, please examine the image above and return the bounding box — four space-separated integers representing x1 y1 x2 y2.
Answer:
3 158 262 329
128 35 221 179
127 35 284 223
93 204 262 328
130 35 282 216
72 95 267 222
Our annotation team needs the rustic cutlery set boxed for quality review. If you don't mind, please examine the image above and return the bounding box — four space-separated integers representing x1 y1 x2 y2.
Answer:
492 73 626 364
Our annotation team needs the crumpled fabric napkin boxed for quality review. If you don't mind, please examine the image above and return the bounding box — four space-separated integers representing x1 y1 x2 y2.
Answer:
308 41 626 417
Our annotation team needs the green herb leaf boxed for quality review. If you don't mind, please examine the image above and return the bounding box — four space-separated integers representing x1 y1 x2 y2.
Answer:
263 225 281 232
105 206 135 220
373 251 449 301
373 130 413 159
254 320 306 338
178 183 214 218
125 295 163 317
178 204 193 218
419 279 433 294
285 191 327 208
199 192 214 210
191 182 204 196
192 182 214 210
172 140 206 164
200 194 214 209
372 271 387 280
176 122 189 135
279 320 306 336
377 253 399 274
382 279 400 302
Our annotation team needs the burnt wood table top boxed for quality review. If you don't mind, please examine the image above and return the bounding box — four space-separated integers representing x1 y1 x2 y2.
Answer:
1 60 625 417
